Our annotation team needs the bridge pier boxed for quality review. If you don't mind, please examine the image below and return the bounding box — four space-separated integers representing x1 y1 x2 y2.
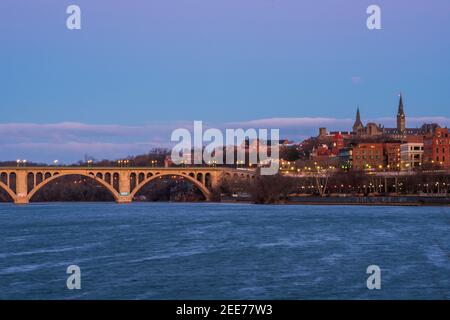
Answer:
116 172 132 203
116 195 133 204
14 196 29 205
14 171 29 204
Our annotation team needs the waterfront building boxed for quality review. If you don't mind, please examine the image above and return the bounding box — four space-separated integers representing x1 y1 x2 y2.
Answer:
400 143 424 169
423 127 450 169
338 147 353 170
351 143 384 170
383 142 401 169
301 94 447 172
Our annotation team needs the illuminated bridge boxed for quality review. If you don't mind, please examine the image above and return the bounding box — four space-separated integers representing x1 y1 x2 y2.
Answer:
0 167 256 204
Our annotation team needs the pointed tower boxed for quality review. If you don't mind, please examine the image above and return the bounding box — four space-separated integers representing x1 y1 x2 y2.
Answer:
353 107 364 133
397 94 406 133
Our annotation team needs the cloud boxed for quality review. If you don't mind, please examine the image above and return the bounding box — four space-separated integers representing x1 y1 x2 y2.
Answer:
1 116 449 163
230 117 353 128
0 122 180 163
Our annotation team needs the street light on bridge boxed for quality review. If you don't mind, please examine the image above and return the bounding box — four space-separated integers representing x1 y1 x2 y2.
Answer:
16 159 27 167
117 159 131 167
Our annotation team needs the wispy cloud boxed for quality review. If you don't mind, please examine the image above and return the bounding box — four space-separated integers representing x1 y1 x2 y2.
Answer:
1 116 449 163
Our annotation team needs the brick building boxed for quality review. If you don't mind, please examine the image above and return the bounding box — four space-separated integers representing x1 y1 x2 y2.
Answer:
352 143 384 170
423 128 450 168
383 142 401 169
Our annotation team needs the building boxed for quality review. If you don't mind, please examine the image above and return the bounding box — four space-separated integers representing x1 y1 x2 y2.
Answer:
400 143 424 169
338 147 353 170
306 93 445 172
423 128 450 169
319 127 327 137
311 144 333 161
352 94 439 138
352 107 364 133
331 132 344 155
352 143 384 170
383 142 401 169
397 94 406 134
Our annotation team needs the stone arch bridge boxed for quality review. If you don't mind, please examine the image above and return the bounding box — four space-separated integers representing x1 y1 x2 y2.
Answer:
0 167 256 204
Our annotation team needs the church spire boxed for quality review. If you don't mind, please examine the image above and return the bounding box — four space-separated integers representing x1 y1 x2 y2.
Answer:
397 93 406 133
398 93 405 116
353 106 364 133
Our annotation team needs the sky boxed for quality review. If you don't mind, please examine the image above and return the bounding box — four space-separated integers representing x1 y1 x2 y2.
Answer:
0 0 450 163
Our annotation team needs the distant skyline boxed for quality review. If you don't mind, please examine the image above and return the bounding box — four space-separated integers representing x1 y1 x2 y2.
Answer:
2 113 450 164
1 0 450 162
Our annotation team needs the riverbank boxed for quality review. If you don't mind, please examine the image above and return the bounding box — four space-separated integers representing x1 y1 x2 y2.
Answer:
290 195 450 206
222 195 450 206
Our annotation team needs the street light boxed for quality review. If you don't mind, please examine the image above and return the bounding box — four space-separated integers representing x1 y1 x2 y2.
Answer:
16 159 27 167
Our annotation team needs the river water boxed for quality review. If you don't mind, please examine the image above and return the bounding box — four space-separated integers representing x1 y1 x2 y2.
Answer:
0 203 449 299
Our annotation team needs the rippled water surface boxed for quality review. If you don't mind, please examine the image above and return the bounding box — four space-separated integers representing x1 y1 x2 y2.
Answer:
0 203 449 299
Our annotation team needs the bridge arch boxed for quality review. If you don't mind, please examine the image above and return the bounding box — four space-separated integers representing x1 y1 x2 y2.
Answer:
0 181 16 201
130 173 212 201
26 172 120 202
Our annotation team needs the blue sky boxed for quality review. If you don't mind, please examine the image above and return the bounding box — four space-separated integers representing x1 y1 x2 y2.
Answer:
1 0 450 162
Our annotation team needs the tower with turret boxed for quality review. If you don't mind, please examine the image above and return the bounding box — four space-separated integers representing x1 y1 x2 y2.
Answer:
397 94 406 134
352 107 364 133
